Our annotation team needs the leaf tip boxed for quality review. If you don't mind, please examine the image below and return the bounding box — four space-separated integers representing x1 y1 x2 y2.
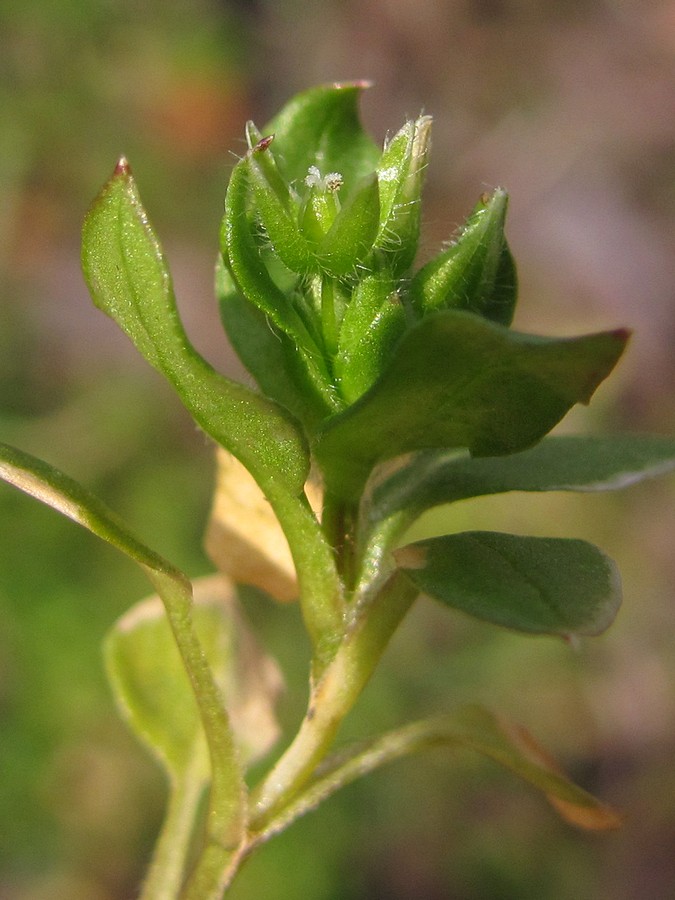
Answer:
611 326 632 347
333 79 373 91
547 793 624 832
114 156 132 176
253 135 275 154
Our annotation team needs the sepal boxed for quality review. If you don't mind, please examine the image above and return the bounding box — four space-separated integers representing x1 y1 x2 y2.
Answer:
409 189 517 326
374 115 432 276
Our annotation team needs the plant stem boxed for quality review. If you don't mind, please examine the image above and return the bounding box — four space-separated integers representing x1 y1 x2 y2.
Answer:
181 842 245 900
140 755 206 900
146 569 247 849
249 572 418 828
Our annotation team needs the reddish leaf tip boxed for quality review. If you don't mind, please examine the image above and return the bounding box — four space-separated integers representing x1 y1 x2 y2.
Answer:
333 79 374 90
253 135 275 154
114 156 132 176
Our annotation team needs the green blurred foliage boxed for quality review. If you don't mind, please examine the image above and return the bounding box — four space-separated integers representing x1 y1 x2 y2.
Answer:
2 0 675 898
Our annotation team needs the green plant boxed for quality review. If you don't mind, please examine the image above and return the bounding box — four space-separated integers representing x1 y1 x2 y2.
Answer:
3 82 675 898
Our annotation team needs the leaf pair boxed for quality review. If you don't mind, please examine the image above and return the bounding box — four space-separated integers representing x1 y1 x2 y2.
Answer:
359 435 675 639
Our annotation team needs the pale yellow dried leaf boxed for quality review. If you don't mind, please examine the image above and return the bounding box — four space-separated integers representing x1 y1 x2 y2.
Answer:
205 448 322 602
114 574 284 768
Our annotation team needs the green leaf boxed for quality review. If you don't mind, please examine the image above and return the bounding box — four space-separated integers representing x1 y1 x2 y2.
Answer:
264 82 380 192
106 576 282 777
82 158 310 496
408 189 517 326
0 442 247 850
222 153 321 353
82 159 344 667
257 705 621 841
369 434 675 523
394 531 621 637
374 116 432 276
315 309 629 500
334 274 407 403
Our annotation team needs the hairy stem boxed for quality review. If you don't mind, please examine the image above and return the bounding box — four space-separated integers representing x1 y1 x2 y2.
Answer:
140 756 206 900
249 572 418 828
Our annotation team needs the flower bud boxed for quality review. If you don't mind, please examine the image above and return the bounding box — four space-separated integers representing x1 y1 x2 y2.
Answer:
408 188 517 326
373 115 432 276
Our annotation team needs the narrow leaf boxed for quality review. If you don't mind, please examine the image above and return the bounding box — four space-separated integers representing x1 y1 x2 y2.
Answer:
82 158 310 495
315 309 629 500
395 531 621 637
247 137 317 275
317 173 380 277
0 442 247 848
221 154 337 413
82 160 343 662
221 153 323 357
374 115 432 276
257 705 621 842
369 434 675 523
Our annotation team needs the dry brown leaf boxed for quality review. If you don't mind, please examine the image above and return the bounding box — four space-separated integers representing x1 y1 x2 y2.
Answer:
498 714 623 831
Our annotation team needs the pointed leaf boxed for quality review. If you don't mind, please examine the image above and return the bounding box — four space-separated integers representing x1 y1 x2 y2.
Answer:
395 531 621 637
221 152 321 349
264 82 380 191
315 309 629 500
370 434 675 522
374 116 432 276
82 158 310 496
247 136 317 275
220 155 337 414
408 190 517 325
82 160 344 663
256 705 620 840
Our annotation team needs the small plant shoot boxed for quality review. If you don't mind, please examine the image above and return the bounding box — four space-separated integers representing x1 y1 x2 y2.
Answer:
3 82 675 897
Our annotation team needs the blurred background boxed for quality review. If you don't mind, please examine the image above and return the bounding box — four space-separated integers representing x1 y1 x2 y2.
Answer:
1 1 675 897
